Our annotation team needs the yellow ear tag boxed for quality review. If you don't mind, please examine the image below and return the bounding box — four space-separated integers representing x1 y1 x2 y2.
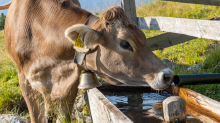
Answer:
74 36 84 48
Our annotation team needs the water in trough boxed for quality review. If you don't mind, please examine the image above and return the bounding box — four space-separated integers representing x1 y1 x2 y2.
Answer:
98 86 202 123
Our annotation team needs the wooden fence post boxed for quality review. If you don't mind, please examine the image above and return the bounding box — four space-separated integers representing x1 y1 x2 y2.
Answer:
121 0 138 24
163 96 186 123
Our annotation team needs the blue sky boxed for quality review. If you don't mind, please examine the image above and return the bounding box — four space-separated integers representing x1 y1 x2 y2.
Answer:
0 0 154 15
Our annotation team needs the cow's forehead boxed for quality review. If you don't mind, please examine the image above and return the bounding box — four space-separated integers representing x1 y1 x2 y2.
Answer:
109 20 128 38
92 6 146 45
109 20 146 45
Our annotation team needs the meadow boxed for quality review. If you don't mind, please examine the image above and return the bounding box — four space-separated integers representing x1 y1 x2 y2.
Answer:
0 0 220 117
137 0 220 101
0 30 28 116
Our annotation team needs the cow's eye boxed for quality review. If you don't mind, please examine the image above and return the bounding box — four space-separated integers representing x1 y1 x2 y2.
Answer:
120 40 133 52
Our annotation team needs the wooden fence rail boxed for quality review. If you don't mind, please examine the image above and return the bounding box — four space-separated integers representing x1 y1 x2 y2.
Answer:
146 33 196 51
121 0 220 50
138 17 220 40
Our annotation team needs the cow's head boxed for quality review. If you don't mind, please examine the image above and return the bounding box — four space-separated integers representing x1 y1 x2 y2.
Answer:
65 6 174 90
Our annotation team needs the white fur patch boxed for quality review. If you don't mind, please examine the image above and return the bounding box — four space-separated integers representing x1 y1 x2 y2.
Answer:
148 68 173 90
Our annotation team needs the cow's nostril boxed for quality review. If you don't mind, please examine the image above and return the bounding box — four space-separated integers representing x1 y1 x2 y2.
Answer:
163 73 174 84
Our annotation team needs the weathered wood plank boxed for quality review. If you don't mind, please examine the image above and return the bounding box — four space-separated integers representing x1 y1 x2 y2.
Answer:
146 32 196 51
121 0 137 24
179 87 220 116
138 17 220 40
87 88 133 123
186 103 220 123
163 0 220 6
167 85 220 122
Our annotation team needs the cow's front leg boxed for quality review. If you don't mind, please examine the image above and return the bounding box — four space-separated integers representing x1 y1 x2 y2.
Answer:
19 73 46 123
56 80 79 123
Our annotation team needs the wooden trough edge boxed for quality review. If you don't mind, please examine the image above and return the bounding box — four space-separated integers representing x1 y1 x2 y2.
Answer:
101 82 150 87
86 88 133 123
167 85 220 123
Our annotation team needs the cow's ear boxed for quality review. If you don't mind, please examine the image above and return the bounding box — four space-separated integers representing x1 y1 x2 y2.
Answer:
65 24 101 52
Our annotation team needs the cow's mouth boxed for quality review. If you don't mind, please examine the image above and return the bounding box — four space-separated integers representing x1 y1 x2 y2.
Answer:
96 72 123 85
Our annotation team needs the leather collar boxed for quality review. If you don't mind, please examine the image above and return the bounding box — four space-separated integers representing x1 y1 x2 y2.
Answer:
74 14 99 66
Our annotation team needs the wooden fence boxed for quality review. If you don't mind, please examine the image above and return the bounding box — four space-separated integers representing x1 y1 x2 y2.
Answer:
121 0 220 51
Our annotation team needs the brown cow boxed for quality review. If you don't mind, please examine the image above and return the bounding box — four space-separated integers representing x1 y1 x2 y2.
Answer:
1 0 174 122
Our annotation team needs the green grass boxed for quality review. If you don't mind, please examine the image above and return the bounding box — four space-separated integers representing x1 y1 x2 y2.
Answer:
138 0 220 101
153 38 213 66
137 0 220 19
0 30 27 116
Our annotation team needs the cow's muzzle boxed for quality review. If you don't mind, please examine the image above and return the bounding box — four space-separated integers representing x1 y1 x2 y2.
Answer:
148 68 174 90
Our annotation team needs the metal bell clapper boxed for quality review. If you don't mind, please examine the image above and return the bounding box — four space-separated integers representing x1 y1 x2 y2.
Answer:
78 71 102 90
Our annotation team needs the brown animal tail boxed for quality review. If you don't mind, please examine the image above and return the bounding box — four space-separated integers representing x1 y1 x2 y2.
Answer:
0 2 11 10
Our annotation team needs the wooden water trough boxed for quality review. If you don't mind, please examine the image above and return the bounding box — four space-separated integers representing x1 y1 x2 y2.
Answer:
84 0 220 122
85 84 220 123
